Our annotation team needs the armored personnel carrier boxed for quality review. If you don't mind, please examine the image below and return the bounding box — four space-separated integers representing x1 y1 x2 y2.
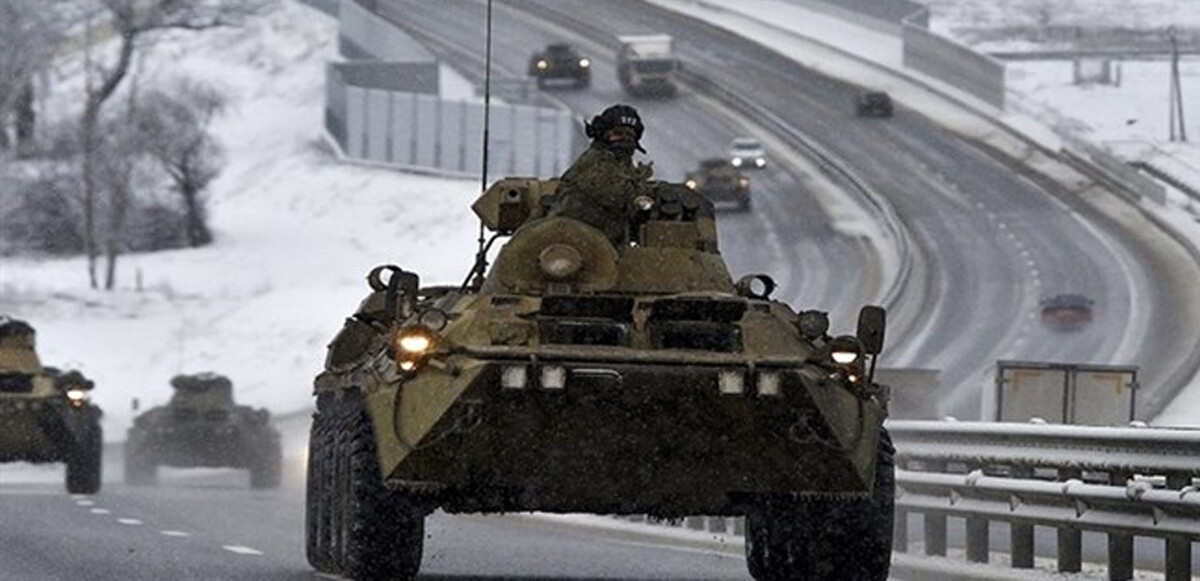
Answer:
0 317 103 494
528 42 591 89
124 373 281 488
686 157 752 211
307 174 894 580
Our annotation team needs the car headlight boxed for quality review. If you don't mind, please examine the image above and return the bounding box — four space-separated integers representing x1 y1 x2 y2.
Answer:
579 58 590 68
685 179 698 190
536 59 548 70
731 157 743 167
755 157 766 167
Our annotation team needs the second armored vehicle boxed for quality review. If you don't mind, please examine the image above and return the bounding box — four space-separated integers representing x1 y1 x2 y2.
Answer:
306 172 894 580
0 316 103 494
528 43 591 89
856 90 894 118
124 372 281 488
686 157 753 211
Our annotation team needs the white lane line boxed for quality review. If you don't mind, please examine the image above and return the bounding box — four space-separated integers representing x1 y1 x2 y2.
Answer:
89 508 111 515
117 518 143 526
75 500 95 506
222 545 263 556
160 530 191 538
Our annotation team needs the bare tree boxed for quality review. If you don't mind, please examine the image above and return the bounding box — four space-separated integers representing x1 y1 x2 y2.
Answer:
135 79 226 248
0 0 60 153
79 0 268 288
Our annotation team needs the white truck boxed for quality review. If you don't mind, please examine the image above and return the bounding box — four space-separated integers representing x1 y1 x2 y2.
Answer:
616 34 680 97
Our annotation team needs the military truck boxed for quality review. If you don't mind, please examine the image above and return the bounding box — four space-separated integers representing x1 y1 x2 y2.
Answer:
528 42 591 89
686 157 752 211
306 175 894 580
0 316 103 494
616 34 680 97
124 373 281 488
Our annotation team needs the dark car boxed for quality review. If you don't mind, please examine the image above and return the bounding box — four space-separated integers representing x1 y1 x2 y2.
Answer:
1040 294 1094 332
528 43 591 89
685 158 752 211
856 90 894 118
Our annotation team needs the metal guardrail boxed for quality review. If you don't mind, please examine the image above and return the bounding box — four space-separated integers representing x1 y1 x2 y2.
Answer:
890 419 1200 580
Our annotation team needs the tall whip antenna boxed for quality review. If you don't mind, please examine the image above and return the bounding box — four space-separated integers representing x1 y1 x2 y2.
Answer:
468 0 495 290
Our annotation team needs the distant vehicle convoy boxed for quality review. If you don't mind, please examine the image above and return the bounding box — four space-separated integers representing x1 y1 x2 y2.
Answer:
124 372 281 488
1040 293 1094 332
528 43 591 89
686 157 753 211
0 317 103 495
729 136 766 169
857 90 894 118
616 34 680 97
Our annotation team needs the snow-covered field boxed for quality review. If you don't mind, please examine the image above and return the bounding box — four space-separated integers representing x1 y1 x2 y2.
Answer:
1 0 1197 441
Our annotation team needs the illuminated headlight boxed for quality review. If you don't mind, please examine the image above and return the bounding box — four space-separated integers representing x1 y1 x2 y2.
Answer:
755 157 766 167
758 372 781 397
393 326 440 372
536 60 548 70
501 366 528 389
579 58 590 68
731 157 743 167
685 179 698 190
540 366 566 390
829 335 863 365
398 333 432 354
738 177 750 188
718 370 745 395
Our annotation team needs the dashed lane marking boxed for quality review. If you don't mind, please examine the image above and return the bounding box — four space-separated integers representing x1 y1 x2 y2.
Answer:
89 508 111 515
75 500 94 506
222 545 264 556
160 531 191 538
117 518 143 526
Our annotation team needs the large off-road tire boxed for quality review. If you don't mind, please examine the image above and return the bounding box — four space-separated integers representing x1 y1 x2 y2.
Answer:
66 420 103 495
305 407 334 572
250 439 282 489
123 439 158 487
745 427 895 581
336 396 425 581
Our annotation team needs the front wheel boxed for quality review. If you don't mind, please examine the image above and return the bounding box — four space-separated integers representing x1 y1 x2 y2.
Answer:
745 427 895 581
331 395 425 580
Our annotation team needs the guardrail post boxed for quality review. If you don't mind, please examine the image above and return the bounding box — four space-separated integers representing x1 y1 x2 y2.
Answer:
966 516 989 562
1057 468 1082 573
1010 467 1034 568
1165 473 1192 581
1108 470 1135 581
923 461 947 556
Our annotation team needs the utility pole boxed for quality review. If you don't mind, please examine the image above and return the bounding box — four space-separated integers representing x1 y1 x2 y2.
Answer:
1167 27 1187 142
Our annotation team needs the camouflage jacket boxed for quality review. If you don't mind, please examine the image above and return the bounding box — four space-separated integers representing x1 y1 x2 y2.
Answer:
550 142 652 245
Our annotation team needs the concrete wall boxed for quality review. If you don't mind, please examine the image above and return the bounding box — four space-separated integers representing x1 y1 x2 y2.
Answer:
902 23 1006 109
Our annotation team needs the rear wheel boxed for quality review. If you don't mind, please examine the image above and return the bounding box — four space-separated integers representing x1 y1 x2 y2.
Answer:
745 428 895 581
66 419 102 494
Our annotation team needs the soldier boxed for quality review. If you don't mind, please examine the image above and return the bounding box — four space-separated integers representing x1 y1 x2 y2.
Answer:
550 104 654 245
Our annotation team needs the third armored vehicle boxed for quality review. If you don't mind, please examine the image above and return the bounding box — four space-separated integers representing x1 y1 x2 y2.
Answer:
528 42 591 89
0 316 103 494
686 157 753 211
124 372 281 488
306 173 894 580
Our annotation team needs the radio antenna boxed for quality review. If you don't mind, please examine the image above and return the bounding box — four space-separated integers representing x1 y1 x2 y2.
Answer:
468 0 495 290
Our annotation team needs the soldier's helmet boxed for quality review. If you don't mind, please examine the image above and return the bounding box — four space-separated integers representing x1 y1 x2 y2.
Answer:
585 104 645 153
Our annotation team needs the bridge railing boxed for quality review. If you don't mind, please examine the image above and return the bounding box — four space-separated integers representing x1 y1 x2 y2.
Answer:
889 419 1200 580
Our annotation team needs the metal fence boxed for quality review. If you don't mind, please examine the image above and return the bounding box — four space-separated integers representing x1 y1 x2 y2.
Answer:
324 0 584 177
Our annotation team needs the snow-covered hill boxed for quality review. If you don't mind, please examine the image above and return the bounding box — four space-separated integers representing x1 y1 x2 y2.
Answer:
1 1 481 438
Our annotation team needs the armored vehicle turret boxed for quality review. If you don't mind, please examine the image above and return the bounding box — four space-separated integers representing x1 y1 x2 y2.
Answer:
306 177 894 580
124 372 281 488
0 316 103 494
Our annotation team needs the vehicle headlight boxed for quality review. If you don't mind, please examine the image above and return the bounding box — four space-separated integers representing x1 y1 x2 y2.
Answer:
536 59 548 70
829 335 863 365
731 158 743 167
738 177 750 188
685 179 698 190
579 58 590 68
66 389 88 408
755 157 766 167
392 326 441 371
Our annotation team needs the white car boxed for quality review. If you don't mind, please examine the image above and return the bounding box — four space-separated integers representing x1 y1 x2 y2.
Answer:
728 137 766 169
